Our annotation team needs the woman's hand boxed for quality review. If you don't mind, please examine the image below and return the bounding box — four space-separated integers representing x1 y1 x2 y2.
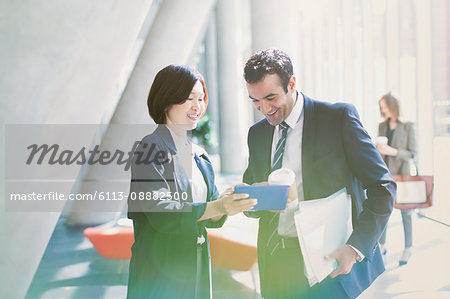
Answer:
218 186 257 216
376 144 398 156
198 185 257 221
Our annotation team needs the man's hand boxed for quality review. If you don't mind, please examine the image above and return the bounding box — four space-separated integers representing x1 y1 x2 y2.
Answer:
269 182 297 213
325 245 357 278
287 182 297 204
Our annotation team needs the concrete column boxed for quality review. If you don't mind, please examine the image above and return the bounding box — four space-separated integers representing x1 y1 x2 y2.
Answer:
352 1 364 112
66 0 217 225
341 0 356 104
361 0 377 136
372 0 388 102
312 21 325 99
204 13 220 156
216 0 249 173
431 0 449 136
398 0 417 123
0 1 152 297
335 1 345 99
386 0 400 92
299 16 315 96
250 0 299 120
415 0 434 174
325 1 339 100
250 0 299 65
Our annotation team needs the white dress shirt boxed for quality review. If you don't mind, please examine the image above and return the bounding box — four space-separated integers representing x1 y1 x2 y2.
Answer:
270 92 304 237
168 128 207 204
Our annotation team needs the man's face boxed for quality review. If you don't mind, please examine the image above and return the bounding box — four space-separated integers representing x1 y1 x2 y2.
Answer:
246 74 296 126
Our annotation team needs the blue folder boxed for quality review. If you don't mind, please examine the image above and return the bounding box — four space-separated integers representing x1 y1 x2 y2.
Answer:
234 185 291 211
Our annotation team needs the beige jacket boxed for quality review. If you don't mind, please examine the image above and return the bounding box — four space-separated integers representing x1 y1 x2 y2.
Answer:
378 120 416 175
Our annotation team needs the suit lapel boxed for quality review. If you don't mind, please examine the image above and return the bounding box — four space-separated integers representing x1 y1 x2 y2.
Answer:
301 95 317 200
379 121 388 136
259 121 275 178
390 121 403 148
194 153 213 201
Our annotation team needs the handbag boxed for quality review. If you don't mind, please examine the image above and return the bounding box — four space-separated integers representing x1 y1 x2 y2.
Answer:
393 175 434 210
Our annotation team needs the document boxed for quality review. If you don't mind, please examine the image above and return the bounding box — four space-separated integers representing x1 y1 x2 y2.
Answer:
294 188 352 286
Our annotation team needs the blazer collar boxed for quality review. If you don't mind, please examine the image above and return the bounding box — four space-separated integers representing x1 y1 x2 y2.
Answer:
155 125 214 197
154 124 177 153
259 119 275 177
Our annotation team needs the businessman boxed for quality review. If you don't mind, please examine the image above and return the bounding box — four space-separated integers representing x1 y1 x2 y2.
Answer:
242 49 396 298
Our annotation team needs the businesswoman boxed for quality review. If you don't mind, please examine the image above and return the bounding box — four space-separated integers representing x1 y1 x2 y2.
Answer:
127 65 256 298
376 92 416 266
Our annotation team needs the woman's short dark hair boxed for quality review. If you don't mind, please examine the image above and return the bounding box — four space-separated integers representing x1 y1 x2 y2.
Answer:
379 92 400 120
243 49 294 93
147 65 208 124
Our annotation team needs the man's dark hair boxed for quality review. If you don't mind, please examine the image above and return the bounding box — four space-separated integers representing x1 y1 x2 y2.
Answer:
147 64 208 124
243 49 294 93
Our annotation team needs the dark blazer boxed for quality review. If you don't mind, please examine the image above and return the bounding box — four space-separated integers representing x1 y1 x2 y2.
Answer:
379 120 416 175
127 125 226 299
243 95 396 298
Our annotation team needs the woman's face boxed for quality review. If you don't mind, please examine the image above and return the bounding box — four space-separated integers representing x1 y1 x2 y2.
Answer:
166 80 205 129
379 99 392 120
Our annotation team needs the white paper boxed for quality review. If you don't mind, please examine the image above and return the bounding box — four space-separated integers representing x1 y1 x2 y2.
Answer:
294 188 352 286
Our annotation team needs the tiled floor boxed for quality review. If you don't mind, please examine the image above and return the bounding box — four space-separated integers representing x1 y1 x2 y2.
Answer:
359 209 450 299
25 214 257 299
26 173 450 298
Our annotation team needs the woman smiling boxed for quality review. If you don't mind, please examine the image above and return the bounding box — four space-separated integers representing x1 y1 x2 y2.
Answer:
127 65 256 299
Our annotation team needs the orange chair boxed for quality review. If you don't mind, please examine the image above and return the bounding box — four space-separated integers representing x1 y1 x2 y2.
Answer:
83 226 134 259
84 227 258 272
207 231 258 271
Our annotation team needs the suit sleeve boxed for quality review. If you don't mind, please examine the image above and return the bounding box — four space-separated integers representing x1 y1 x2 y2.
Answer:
128 140 206 237
205 184 227 228
342 105 396 257
243 126 272 219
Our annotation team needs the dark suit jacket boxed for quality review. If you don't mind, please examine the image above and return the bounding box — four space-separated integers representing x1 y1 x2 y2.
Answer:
243 95 396 298
127 125 226 299
379 120 416 175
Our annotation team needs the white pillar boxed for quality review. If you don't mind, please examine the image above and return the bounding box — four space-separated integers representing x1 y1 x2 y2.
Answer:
398 0 417 123
66 0 217 225
430 0 449 136
341 0 356 104
386 0 400 92
361 0 378 136
250 0 299 120
372 0 388 103
204 13 220 156
415 0 433 174
216 0 249 173
0 1 152 297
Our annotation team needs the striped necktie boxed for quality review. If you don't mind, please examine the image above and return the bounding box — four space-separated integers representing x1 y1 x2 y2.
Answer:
271 121 289 171
267 121 289 255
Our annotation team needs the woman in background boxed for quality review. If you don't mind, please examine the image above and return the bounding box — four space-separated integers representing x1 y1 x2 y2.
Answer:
377 92 416 266
127 65 256 298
